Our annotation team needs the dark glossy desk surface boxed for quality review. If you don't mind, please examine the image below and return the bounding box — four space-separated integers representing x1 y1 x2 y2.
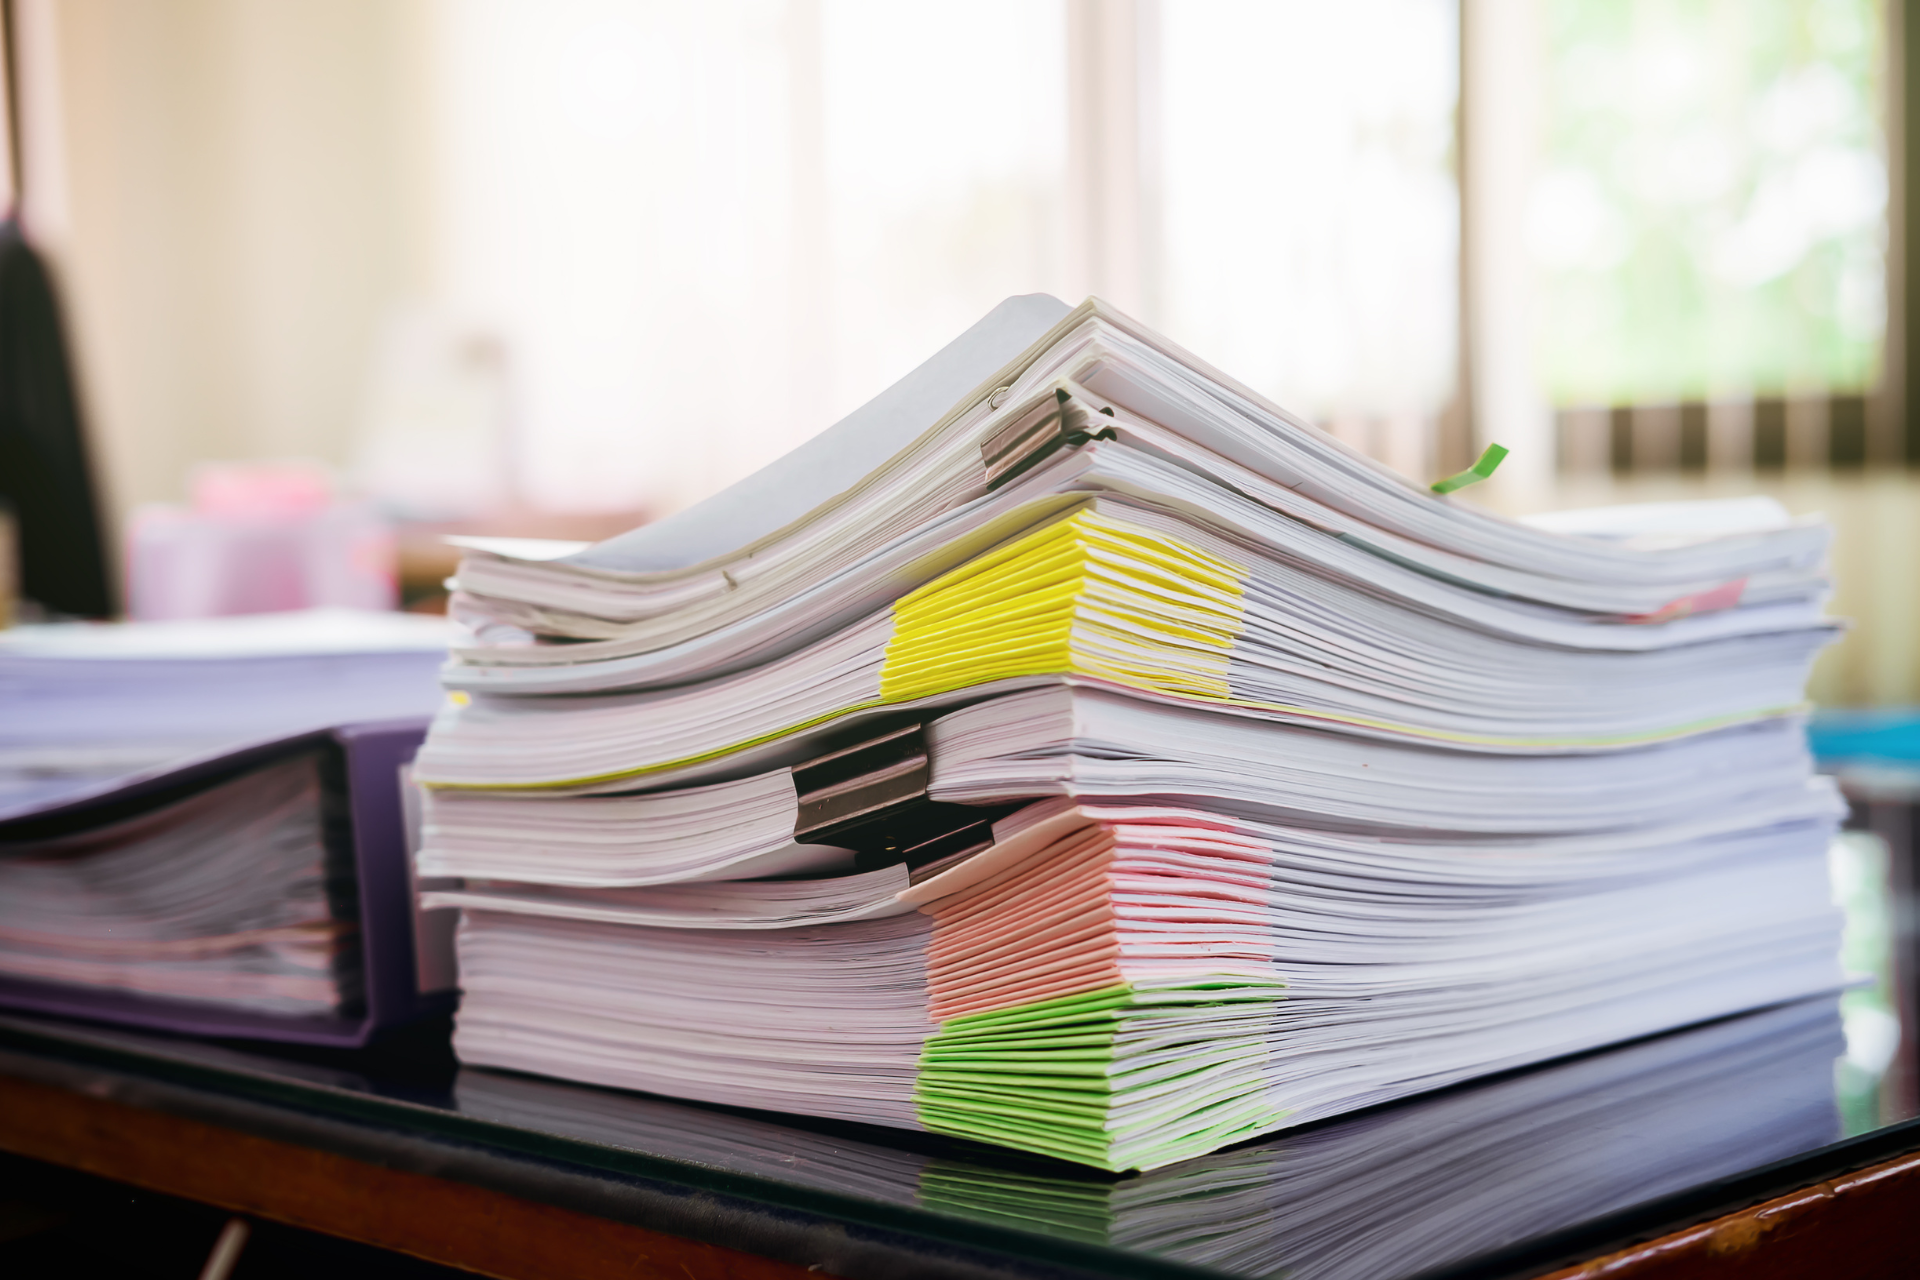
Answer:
0 998 1915 1280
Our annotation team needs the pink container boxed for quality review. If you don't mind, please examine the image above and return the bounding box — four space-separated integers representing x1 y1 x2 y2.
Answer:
126 462 398 621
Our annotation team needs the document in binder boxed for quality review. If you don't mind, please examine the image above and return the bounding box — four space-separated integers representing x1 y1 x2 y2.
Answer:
0 720 452 1046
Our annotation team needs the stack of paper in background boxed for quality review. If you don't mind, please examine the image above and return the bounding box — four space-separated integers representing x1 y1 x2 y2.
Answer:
0 609 454 1042
0 608 449 816
414 294 1849 1172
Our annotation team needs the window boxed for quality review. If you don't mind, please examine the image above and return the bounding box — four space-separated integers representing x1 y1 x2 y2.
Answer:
1158 0 1460 478
424 0 1463 515
429 0 1069 515
1534 0 1886 408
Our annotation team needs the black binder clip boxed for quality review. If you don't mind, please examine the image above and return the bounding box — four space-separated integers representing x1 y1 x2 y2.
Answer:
791 722 1016 873
981 386 1119 490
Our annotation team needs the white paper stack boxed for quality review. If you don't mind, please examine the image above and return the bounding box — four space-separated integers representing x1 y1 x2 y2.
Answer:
415 295 1846 1170
0 608 449 817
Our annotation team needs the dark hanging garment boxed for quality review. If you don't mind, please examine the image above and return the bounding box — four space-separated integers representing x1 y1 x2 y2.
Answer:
0 216 115 617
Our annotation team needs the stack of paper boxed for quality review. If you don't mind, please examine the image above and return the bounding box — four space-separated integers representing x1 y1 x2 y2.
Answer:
0 608 449 816
415 295 1847 1170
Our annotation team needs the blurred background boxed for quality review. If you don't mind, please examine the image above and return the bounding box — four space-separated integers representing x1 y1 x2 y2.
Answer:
0 0 1911 706
1 0 1917 1133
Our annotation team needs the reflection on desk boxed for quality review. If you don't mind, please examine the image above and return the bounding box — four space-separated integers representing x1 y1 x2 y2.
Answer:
0 994 1913 1280
454 999 1843 1280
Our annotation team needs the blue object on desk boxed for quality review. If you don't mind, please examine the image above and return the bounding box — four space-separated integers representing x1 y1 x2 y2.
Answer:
1807 710 1920 766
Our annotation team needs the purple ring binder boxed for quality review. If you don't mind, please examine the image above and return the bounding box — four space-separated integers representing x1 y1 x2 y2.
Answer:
0 718 453 1047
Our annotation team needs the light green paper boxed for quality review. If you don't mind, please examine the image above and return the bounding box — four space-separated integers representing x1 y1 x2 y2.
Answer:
1430 443 1509 494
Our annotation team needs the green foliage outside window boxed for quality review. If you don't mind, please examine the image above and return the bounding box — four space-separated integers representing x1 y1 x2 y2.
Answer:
1536 0 1885 406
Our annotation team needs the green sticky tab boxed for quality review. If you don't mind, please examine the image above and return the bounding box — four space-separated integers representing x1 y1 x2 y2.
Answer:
1430 443 1509 494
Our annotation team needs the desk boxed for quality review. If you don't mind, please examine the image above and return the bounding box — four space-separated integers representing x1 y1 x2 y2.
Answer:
0 999 1916 1280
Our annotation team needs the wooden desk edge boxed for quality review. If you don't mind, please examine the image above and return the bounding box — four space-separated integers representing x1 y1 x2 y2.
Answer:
0 1072 814 1280
1536 1145 1920 1279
